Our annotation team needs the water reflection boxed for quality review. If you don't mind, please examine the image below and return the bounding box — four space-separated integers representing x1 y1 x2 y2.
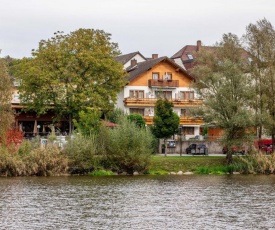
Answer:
0 175 275 229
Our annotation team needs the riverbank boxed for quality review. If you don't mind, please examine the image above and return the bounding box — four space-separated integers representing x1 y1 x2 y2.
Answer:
148 155 230 175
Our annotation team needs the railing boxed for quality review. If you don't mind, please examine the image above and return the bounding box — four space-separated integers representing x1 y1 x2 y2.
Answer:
148 79 179 87
123 97 203 107
143 116 204 125
180 116 204 125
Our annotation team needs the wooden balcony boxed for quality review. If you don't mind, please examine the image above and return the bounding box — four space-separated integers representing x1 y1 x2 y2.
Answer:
148 79 179 88
179 116 204 125
143 116 204 125
123 98 203 107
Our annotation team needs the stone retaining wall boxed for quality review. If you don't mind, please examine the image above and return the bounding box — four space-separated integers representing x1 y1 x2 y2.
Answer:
163 140 223 154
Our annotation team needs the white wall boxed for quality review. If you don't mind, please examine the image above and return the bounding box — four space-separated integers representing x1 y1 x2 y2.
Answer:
123 54 146 69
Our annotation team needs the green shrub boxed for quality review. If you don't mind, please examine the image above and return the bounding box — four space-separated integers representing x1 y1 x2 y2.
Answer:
105 117 154 174
88 169 114 176
63 134 99 174
127 113 146 128
18 140 32 156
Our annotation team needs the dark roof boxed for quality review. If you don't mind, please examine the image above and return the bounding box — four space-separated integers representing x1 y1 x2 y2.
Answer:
114 51 147 65
171 42 250 71
125 56 194 82
171 45 214 62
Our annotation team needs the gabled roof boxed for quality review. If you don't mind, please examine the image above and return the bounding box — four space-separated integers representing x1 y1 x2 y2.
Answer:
114 51 147 65
171 44 214 63
171 40 251 71
125 56 194 82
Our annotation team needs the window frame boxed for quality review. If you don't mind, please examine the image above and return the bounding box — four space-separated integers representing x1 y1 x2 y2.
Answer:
129 90 145 98
179 91 195 100
129 108 145 116
152 72 160 80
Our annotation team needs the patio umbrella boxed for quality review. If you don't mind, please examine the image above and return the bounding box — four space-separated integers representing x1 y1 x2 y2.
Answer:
33 120 37 135
19 123 23 132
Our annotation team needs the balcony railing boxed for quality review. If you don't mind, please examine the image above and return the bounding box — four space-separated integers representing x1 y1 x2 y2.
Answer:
123 97 203 107
143 116 204 125
148 79 179 88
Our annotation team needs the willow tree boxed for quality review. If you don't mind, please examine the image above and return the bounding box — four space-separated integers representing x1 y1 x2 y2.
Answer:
0 57 14 144
191 33 254 163
244 19 275 150
15 29 126 134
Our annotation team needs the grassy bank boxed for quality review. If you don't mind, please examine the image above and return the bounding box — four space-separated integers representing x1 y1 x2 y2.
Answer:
148 155 229 175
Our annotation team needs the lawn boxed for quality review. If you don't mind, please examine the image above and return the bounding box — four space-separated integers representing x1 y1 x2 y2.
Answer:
148 155 228 175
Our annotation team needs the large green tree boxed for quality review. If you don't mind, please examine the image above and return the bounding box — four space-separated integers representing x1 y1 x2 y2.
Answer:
15 29 126 133
0 56 14 145
191 33 254 163
152 98 179 156
244 19 275 150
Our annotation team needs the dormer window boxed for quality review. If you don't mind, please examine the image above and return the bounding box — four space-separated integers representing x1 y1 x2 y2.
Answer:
187 54 193 60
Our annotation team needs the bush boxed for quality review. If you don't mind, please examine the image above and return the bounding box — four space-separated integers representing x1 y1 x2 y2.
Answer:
104 117 154 174
88 169 114 176
0 146 25 176
234 151 275 174
24 144 68 176
63 134 99 174
0 143 68 176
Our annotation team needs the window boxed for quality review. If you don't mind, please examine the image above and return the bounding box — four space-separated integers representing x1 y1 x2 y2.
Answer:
181 108 191 117
163 72 172 80
152 72 159 80
179 91 194 100
129 90 144 98
156 91 172 99
187 54 193 60
183 127 194 135
130 108 144 116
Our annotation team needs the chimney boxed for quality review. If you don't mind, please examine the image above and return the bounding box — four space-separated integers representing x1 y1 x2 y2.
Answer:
152 54 158 59
197 40 202 51
130 59 137 67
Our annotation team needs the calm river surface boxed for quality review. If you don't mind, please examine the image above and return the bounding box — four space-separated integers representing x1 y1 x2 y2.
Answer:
0 175 275 230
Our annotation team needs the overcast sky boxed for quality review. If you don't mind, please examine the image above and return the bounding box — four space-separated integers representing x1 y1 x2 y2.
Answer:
1 0 274 59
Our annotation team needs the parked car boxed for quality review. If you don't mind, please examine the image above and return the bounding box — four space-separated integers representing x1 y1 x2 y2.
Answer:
167 139 176 148
186 144 208 155
260 144 273 154
256 139 273 154
222 146 245 155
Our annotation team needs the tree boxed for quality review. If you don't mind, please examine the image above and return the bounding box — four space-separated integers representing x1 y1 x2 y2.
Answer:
127 113 146 128
0 57 14 146
191 33 254 163
152 98 180 156
15 29 126 134
106 108 125 124
244 19 275 151
73 108 102 136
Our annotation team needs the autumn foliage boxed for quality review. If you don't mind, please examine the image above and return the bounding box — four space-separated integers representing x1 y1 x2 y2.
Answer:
5 129 24 148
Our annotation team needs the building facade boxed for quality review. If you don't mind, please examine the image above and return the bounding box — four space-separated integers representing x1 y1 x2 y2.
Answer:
115 53 204 139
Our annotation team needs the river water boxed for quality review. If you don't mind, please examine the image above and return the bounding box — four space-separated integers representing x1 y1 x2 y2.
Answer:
0 175 275 230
